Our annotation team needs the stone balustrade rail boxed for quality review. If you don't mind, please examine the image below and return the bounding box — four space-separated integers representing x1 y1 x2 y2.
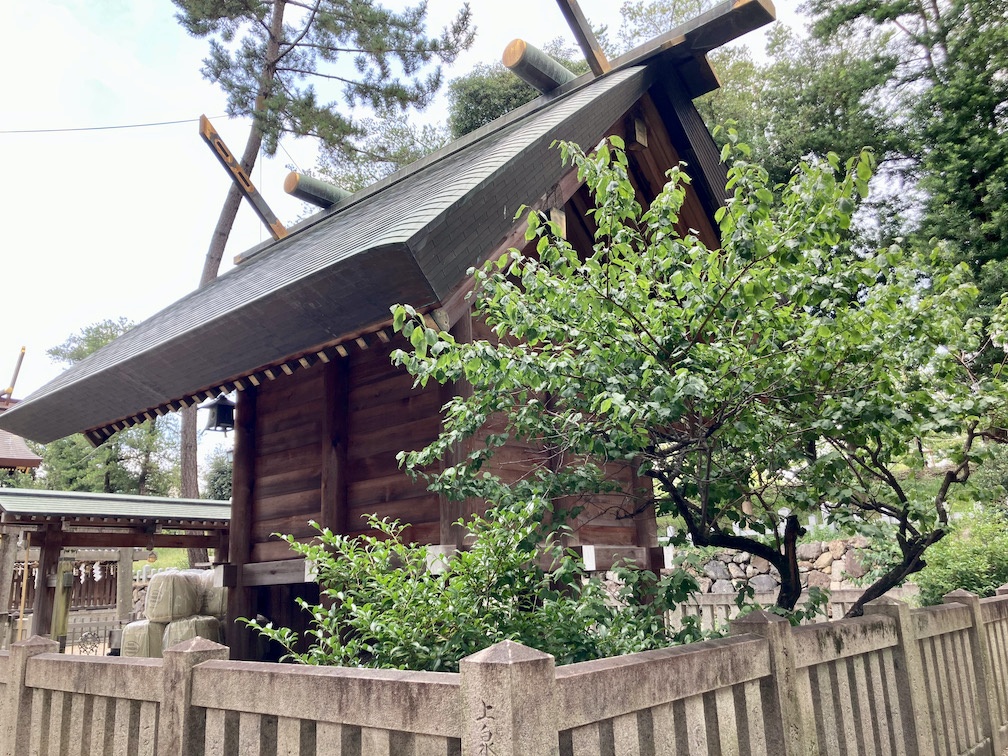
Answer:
2 584 1008 755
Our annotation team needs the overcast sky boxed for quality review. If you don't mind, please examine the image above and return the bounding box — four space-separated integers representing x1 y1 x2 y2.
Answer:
1 0 793 433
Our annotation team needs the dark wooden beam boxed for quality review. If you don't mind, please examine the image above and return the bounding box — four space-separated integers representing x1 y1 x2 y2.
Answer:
321 359 349 537
651 71 730 217
227 386 257 660
502 39 578 93
610 0 775 73
31 524 61 637
58 532 220 549
555 0 611 76
244 560 312 587
214 560 313 588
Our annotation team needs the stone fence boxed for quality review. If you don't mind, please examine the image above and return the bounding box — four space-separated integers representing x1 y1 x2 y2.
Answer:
4 586 1008 755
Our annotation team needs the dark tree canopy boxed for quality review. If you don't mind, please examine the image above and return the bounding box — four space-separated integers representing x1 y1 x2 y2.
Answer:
803 0 1008 334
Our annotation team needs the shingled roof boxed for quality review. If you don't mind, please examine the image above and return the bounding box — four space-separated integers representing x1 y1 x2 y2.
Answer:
0 429 41 470
0 0 774 447
0 488 229 528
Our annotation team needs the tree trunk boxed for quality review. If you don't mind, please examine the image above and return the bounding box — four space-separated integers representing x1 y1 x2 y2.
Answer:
774 514 804 611
183 0 286 569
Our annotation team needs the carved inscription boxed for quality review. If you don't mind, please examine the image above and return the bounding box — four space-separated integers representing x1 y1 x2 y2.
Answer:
474 700 498 756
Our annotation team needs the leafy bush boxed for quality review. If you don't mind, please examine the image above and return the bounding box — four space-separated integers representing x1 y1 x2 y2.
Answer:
246 501 707 671
916 507 1008 605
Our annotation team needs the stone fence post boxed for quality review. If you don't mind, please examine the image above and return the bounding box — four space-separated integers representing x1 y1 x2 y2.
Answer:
863 597 936 756
729 611 807 756
157 637 230 756
459 640 559 756
1 635 59 756
943 589 1003 755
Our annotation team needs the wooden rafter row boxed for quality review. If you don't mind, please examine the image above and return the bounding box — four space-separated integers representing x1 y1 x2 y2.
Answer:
83 323 404 446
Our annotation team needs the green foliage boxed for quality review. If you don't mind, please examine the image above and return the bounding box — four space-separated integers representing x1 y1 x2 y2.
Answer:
173 0 474 157
0 468 37 489
392 136 1008 616
247 503 706 670
804 0 1008 361
315 110 449 193
698 24 902 191
916 507 1008 606
447 40 589 138
202 447 233 501
47 317 133 366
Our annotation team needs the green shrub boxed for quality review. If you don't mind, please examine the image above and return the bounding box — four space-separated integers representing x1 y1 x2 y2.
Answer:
916 507 1008 605
246 501 708 671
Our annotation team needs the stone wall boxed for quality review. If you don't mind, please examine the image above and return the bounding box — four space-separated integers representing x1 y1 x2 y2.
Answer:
689 536 872 596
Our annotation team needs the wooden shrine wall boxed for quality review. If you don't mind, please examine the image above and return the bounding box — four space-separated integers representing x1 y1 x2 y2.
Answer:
246 343 444 563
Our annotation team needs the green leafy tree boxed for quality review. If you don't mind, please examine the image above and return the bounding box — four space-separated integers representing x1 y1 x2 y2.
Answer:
617 0 716 51
37 320 180 496
247 503 706 670
202 446 233 501
393 136 1008 619
804 0 1008 341
173 0 475 502
0 467 37 489
915 507 1008 606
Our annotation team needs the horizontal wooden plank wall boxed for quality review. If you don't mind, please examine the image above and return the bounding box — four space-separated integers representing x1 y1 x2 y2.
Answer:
345 337 444 545
250 363 325 563
467 317 650 549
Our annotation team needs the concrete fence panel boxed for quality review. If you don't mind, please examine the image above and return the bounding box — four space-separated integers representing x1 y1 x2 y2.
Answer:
790 613 906 755
3 584 1008 755
554 635 772 755
979 594 1008 745
191 655 462 756
24 652 162 756
912 603 988 756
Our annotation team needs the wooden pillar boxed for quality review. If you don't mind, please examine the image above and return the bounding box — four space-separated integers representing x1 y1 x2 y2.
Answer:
0 531 17 650
321 359 349 537
440 311 473 549
31 524 61 637
50 557 74 648
116 548 134 621
226 386 257 660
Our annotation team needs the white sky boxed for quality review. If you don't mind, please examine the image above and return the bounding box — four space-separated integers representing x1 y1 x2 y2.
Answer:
0 0 796 458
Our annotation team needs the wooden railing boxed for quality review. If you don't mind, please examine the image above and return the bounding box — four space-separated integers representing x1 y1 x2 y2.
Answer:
3 585 1008 755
